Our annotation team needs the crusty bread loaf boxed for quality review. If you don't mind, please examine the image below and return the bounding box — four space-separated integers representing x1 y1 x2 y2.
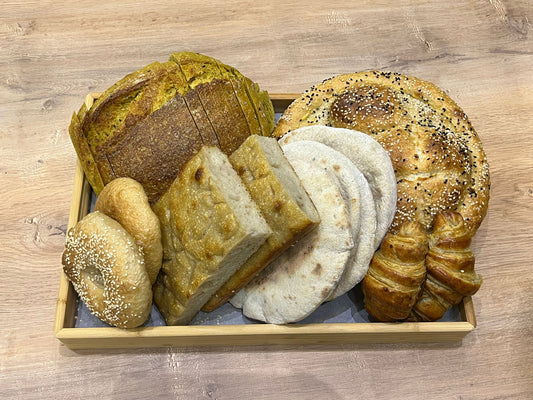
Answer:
69 52 274 203
171 52 274 154
201 135 320 312
152 146 271 325
273 71 490 237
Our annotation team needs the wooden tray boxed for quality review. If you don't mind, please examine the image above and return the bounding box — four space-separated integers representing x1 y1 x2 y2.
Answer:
53 94 477 349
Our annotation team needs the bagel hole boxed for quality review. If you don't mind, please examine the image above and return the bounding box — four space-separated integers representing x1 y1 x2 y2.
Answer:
83 264 104 288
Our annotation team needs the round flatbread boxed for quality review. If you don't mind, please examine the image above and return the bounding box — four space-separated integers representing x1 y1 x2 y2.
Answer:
281 140 376 299
278 125 396 249
231 158 354 324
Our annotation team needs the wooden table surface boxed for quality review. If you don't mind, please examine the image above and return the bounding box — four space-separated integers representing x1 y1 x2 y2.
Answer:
1 1 532 399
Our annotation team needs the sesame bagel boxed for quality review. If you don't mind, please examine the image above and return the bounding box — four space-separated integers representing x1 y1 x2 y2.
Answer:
94 177 162 284
273 71 490 236
62 211 152 328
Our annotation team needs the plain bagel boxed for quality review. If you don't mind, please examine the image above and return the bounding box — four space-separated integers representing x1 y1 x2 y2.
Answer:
94 177 163 284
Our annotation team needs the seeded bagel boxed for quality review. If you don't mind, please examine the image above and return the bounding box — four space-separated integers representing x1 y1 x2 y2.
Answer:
62 211 152 329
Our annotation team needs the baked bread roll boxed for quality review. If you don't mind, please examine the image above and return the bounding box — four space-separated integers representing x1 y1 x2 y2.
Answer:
273 71 490 237
69 52 274 203
152 146 271 325
408 211 482 322
94 177 162 284
361 221 428 322
201 135 320 312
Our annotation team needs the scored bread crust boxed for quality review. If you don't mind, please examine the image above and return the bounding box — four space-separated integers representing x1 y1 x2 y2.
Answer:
273 71 490 236
69 53 274 204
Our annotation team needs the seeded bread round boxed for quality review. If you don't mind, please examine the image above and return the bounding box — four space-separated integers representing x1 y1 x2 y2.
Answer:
273 71 490 236
62 211 152 329
94 177 162 285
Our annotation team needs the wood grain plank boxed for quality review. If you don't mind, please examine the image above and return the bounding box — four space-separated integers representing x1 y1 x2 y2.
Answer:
1 0 532 399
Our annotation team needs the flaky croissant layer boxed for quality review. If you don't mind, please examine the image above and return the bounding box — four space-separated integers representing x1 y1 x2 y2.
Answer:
409 211 482 322
362 211 483 322
362 221 428 322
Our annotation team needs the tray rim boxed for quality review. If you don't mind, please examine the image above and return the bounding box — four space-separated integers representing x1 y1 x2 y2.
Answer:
53 93 477 349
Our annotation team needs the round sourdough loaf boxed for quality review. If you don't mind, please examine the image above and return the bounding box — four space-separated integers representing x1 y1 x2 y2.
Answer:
231 158 353 324
273 71 490 237
69 52 274 204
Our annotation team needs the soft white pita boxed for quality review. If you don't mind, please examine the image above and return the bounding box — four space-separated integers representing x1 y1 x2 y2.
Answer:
230 158 353 324
278 125 396 249
282 140 376 299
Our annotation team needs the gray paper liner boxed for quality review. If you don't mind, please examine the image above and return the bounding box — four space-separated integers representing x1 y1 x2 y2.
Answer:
74 284 461 328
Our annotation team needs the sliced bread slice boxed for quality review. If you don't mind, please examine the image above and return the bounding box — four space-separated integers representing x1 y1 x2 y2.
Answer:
152 146 271 325
201 135 320 312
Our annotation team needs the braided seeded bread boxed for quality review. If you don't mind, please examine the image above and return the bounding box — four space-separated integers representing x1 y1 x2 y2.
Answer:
273 71 490 237
69 52 274 204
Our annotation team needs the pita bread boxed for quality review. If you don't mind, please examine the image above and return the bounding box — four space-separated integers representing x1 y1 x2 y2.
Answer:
231 158 353 324
282 140 376 299
278 125 396 249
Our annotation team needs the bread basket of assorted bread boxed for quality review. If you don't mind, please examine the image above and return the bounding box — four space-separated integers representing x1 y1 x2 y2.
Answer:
54 52 489 349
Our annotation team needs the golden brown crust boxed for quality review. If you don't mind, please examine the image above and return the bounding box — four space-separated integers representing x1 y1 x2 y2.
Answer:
61 211 152 329
408 211 482 321
152 146 271 325
69 52 275 204
94 177 163 285
273 71 490 237
100 94 204 203
361 221 428 321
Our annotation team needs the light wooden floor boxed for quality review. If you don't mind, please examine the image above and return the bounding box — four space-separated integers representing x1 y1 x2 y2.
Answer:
1 1 532 398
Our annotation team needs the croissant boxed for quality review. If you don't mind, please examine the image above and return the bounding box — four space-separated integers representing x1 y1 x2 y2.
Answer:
408 211 482 321
362 221 428 321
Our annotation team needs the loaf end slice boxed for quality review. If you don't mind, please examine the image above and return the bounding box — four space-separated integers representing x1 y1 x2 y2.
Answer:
153 146 271 325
